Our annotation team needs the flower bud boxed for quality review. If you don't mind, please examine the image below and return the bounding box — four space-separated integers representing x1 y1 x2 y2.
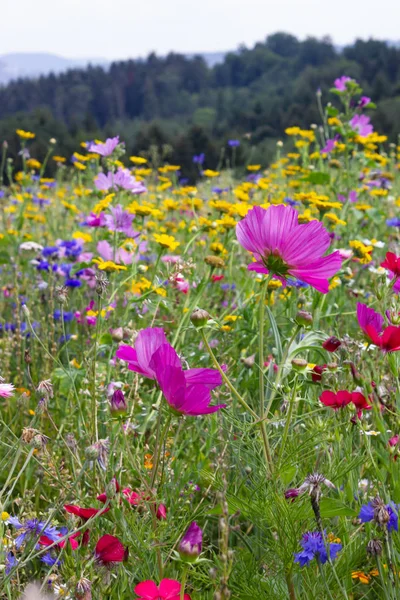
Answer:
241 355 255 368
76 577 92 600
323 336 341 352
179 521 203 562
156 503 167 520
190 308 210 328
285 488 300 500
291 358 307 372
295 310 313 328
110 327 124 342
204 255 225 268
109 389 127 416
326 362 338 371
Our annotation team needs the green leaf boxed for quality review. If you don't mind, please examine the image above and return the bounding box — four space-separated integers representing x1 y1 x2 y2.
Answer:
303 172 330 185
266 306 283 359
0 250 10 264
326 106 339 117
320 498 357 518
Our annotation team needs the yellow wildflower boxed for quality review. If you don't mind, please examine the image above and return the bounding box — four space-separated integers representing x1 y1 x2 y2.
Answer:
16 129 35 139
153 234 180 251
93 258 127 272
203 169 220 177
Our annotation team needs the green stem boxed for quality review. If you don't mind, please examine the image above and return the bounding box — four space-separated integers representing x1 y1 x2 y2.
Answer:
180 564 189 600
150 412 172 489
279 374 298 464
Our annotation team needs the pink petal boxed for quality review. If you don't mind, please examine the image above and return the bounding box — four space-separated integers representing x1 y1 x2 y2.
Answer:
97 240 113 261
135 328 169 377
134 580 160 599
184 368 222 389
280 220 330 266
159 579 181 599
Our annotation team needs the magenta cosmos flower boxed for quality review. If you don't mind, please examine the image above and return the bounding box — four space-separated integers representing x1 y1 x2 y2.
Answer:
116 328 225 415
357 302 400 352
236 205 342 293
134 579 191 600
89 136 120 156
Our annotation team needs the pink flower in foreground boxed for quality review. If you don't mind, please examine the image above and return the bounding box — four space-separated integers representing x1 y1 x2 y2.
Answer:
134 579 191 600
89 136 120 156
116 327 225 415
236 205 342 293
0 382 15 398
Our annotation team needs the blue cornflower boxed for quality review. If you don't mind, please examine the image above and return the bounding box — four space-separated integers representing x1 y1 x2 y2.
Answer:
9 516 60 549
41 551 61 566
359 498 399 531
228 140 240 147
285 197 300 207
5 552 18 574
193 153 205 165
53 310 74 322
387 218 400 227
65 279 81 288
42 246 59 257
294 531 342 567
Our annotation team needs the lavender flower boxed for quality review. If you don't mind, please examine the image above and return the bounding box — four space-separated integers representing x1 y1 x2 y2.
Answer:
103 205 139 238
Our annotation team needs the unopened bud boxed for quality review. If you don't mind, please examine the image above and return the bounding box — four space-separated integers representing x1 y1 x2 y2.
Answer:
110 327 124 342
323 336 341 352
291 358 308 372
179 521 203 562
241 355 255 368
295 310 313 327
109 389 127 416
190 308 210 328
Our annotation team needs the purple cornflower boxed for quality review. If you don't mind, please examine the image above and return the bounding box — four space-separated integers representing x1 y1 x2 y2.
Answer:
359 498 399 531
179 521 203 561
8 516 60 549
294 531 342 567
387 218 400 227
334 76 353 91
228 139 240 147
349 114 373 137
321 137 338 154
95 168 147 193
193 153 205 165
103 204 139 238
89 136 120 156
5 552 18 574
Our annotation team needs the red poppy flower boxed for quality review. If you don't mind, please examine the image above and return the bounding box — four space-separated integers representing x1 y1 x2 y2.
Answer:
381 251 400 277
211 274 224 282
351 391 372 417
322 336 341 352
319 390 352 409
64 504 110 520
95 534 128 565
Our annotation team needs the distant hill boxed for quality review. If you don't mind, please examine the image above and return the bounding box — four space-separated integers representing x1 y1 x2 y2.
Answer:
0 51 226 84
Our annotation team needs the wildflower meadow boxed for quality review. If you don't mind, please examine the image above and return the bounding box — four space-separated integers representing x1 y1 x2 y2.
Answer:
1 77 400 599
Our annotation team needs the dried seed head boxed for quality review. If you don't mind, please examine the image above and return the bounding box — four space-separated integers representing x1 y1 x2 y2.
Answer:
95 274 109 297
75 578 92 600
204 255 225 268
37 380 54 399
371 496 390 526
367 539 383 556
55 285 69 305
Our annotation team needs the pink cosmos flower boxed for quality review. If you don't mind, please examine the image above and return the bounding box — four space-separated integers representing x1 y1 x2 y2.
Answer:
349 114 373 137
0 382 15 398
85 212 106 227
134 579 191 600
116 327 225 415
334 76 353 91
236 205 342 293
149 343 226 415
89 136 120 156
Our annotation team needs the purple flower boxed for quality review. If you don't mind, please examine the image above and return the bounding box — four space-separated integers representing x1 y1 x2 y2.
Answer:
294 531 342 567
94 168 147 193
89 136 120 156
349 114 373 137
359 96 371 108
5 552 18 575
337 190 357 203
359 500 399 531
357 302 384 337
109 389 127 415
193 153 205 165
9 516 60 549
103 205 139 238
334 76 353 91
85 212 106 227
116 327 226 415
228 140 240 147
179 521 203 560
321 138 337 154
236 205 342 294
387 218 400 227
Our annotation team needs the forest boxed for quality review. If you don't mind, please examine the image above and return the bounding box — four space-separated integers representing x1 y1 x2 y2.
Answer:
1 32 400 177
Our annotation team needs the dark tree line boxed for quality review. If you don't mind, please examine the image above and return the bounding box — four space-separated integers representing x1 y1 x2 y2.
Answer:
1 33 400 178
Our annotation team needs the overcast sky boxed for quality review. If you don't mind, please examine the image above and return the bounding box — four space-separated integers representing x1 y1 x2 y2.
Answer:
2 0 400 59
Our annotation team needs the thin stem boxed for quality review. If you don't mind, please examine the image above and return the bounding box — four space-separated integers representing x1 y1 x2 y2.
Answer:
279 374 298 465
180 564 189 600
